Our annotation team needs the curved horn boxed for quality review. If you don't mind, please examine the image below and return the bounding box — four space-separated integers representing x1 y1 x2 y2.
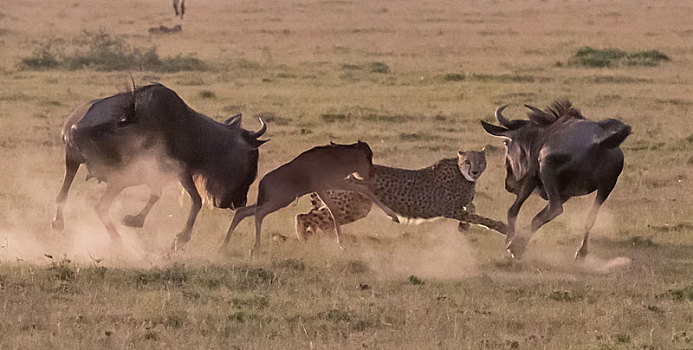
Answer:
253 118 267 138
224 113 242 126
495 105 513 128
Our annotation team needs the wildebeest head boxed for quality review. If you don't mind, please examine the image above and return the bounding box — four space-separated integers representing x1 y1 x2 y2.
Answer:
199 116 268 209
480 101 585 193
328 140 374 180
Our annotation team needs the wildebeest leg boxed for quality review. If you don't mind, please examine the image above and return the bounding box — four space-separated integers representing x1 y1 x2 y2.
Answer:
122 185 162 228
575 182 615 260
316 190 343 248
222 205 256 248
172 173 202 250
52 158 80 231
249 197 295 255
506 178 536 240
458 202 474 232
95 182 126 241
508 166 563 259
173 0 179 16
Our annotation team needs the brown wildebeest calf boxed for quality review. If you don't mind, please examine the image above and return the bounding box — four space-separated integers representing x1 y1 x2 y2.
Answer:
221 141 399 253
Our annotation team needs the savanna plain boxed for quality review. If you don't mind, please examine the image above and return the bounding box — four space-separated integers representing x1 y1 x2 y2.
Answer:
0 0 692 349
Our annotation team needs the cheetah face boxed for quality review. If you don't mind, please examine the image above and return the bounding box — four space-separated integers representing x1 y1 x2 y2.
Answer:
458 149 487 182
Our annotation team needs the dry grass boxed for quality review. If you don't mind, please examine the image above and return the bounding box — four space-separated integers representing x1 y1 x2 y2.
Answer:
0 0 692 349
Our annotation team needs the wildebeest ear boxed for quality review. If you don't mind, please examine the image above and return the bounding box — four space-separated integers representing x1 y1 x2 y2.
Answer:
480 121 510 138
224 113 242 127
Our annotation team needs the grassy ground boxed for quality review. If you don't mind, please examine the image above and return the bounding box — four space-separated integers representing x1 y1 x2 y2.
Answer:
0 0 692 349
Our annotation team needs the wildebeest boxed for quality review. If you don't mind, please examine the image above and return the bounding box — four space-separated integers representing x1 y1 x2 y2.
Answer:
52 83 267 249
221 141 400 253
173 0 185 19
481 101 631 259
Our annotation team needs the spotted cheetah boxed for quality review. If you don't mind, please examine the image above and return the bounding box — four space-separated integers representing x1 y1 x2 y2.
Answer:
295 149 507 239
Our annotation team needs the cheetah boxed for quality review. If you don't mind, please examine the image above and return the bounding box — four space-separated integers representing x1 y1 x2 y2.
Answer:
295 191 372 240
295 149 507 239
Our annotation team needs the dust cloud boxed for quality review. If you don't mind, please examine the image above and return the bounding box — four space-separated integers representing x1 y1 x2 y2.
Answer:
0 148 205 268
358 225 479 280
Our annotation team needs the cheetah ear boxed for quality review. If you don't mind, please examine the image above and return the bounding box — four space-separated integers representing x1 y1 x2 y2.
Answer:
458 150 466 157
480 147 486 154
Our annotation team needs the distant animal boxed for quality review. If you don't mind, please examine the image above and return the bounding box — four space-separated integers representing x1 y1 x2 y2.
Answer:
148 24 182 34
52 83 267 250
481 101 631 259
173 0 185 19
295 149 508 239
221 141 401 253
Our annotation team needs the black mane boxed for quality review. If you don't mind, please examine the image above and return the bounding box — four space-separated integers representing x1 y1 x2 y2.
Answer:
527 100 584 126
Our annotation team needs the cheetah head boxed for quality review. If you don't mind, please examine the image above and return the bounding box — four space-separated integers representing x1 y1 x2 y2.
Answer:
458 148 487 182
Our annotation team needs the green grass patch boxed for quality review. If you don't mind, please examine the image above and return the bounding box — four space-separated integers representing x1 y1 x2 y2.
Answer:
20 29 206 72
443 73 465 81
320 113 349 123
408 275 424 285
340 61 390 74
198 90 216 99
648 222 693 232
567 47 670 68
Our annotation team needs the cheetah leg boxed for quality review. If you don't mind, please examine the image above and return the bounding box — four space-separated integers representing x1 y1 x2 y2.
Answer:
458 202 474 232
316 191 343 249
295 214 308 241
450 209 507 236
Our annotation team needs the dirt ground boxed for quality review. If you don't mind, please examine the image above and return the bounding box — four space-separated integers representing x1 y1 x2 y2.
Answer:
0 0 691 349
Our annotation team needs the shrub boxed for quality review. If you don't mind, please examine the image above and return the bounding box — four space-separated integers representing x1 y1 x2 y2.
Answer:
198 90 216 99
444 73 465 81
408 275 424 285
20 29 206 72
368 61 390 73
567 46 670 68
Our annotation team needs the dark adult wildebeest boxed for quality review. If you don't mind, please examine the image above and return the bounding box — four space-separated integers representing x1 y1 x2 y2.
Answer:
221 141 400 253
481 101 631 259
52 83 267 249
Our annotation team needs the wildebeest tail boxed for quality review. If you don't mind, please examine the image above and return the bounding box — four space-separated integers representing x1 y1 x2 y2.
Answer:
598 124 632 149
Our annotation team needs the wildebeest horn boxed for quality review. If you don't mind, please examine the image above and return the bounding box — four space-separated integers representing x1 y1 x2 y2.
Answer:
253 118 267 138
224 113 242 127
495 105 512 127
129 75 136 93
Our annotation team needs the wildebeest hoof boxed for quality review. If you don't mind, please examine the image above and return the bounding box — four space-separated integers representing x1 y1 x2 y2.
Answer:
574 244 588 260
506 236 527 259
171 232 191 251
51 217 64 231
458 222 470 232
122 215 145 228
